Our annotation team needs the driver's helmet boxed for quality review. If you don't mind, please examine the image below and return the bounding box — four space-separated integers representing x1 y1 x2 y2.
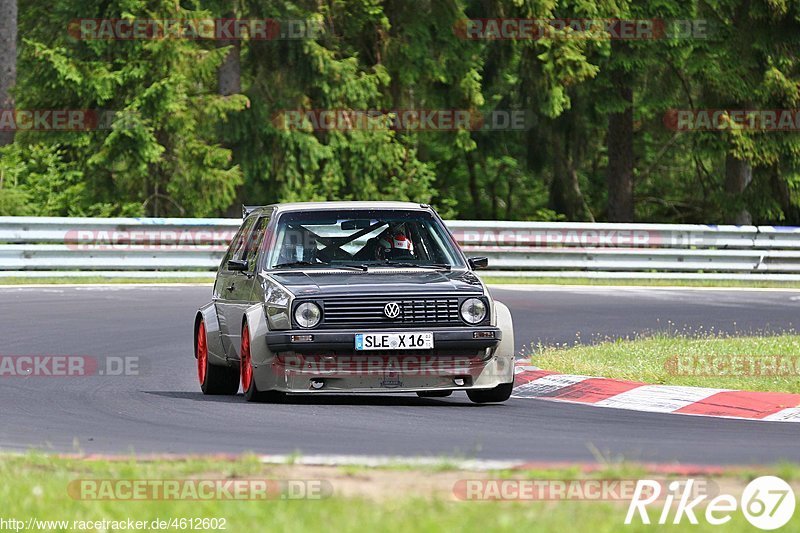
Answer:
376 230 414 260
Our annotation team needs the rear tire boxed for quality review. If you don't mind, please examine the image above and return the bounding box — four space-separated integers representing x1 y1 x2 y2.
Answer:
197 320 239 395
467 382 513 404
416 391 453 398
241 323 285 403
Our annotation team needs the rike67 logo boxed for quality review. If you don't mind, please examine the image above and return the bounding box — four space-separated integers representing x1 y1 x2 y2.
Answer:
626 476 795 530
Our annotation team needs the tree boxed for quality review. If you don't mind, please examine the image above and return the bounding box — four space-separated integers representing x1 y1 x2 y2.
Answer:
3 0 800 224
0 0 17 146
6 0 247 216
687 0 800 224
605 39 634 222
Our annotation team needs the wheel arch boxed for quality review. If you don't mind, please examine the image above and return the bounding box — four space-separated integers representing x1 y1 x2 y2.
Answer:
242 303 283 392
195 303 228 366
242 303 272 367
494 300 517 381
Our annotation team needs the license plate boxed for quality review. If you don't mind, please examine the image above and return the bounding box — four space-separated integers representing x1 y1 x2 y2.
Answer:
355 332 434 350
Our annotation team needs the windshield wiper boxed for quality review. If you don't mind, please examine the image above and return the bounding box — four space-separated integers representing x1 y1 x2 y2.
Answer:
273 260 323 269
273 260 367 271
376 262 452 271
338 263 370 271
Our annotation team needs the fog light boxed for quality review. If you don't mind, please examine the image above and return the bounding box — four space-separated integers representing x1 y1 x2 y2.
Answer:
291 335 314 342
473 331 494 339
453 378 466 386
310 379 325 390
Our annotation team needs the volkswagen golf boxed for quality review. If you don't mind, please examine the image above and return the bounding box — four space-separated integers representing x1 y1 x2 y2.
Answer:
193 201 515 403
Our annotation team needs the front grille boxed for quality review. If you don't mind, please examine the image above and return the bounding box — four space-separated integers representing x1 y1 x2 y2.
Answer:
318 294 464 327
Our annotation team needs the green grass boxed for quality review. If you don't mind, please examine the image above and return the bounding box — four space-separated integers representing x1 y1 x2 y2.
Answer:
2 454 798 532
482 276 800 289
0 276 214 285
532 333 800 393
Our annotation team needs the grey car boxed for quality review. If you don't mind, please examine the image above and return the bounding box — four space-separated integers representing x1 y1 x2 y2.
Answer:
194 201 516 403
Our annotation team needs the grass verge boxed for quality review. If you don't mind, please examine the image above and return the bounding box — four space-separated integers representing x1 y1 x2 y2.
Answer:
2 454 799 532
532 333 800 393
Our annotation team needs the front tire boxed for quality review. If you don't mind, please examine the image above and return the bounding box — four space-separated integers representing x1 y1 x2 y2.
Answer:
197 320 239 395
240 323 284 403
467 382 513 404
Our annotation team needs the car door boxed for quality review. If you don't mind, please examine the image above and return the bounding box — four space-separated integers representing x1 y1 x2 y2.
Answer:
215 214 259 360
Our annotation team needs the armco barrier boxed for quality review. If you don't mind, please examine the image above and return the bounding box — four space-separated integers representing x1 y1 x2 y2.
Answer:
2 217 800 280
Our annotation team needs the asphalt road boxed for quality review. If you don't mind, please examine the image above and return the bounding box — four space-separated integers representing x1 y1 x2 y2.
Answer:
0 284 798 464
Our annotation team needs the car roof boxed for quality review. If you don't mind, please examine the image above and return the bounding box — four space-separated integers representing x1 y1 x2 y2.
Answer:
249 201 431 216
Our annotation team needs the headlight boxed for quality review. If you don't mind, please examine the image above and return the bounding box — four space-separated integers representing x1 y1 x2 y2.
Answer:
294 302 322 328
460 298 487 324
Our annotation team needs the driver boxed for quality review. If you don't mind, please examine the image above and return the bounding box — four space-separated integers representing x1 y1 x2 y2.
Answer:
373 228 415 261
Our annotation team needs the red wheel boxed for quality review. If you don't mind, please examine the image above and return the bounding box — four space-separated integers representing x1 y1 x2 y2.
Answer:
241 323 253 393
240 322 283 403
197 321 208 385
196 318 238 395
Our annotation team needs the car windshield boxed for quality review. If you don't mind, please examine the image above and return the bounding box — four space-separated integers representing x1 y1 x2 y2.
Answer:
264 209 465 270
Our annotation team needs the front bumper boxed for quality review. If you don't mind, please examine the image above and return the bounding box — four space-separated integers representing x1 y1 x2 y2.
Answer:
265 326 501 353
244 302 514 394
254 351 515 393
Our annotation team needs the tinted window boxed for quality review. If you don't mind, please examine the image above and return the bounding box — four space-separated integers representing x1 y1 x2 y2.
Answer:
221 215 258 269
242 215 271 272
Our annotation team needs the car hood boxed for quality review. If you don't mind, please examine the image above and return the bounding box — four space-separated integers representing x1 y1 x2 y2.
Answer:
266 269 485 297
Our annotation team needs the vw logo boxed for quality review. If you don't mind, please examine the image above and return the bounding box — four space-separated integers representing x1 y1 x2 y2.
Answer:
383 302 401 319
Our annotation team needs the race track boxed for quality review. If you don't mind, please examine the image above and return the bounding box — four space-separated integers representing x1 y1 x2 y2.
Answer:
1 284 798 464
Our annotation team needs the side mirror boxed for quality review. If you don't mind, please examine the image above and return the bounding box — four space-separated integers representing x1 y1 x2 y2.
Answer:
468 256 489 270
228 258 248 272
